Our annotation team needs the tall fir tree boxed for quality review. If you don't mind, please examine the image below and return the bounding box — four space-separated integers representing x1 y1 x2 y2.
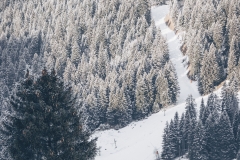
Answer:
191 121 208 160
216 111 236 160
199 98 205 122
0 69 97 160
161 122 171 160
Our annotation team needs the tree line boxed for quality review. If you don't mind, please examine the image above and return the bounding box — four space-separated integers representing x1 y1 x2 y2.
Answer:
161 80 239 160
169 0 240 95
0 0 179 130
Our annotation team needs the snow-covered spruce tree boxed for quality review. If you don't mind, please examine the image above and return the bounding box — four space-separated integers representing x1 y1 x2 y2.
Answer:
233 111 240 151
178 113 186 157
215 111 236 160
228 36 240 77
206 93 221 113
161 122 171 160
200 44 224 94
199 98 205 123
221 82 239 124
164 62 179 105
184 95 197 158
191 121 208 160
83 92 101 131
185 95 197 121
135 77 149 120
205 112 219 160
0 69 97 160
161 112 180 159
155 72 171 109
167 119 178 159
172 112 180 157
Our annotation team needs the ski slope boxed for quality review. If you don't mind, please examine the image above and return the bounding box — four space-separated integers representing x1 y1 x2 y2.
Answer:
152 5 200 103
93 5 204 160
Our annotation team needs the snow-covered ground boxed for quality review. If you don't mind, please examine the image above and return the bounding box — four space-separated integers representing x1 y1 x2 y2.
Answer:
92 5 208 160
152 5 200 103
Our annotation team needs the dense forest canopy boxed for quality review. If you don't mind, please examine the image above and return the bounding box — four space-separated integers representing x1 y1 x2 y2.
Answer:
162 82 239 160
169 0 240 95
0 0 179 130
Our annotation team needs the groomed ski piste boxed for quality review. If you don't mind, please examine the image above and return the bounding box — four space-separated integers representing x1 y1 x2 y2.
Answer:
93 5 225 160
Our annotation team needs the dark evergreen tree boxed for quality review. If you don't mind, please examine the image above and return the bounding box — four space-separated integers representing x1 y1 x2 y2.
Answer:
199 98 205 122
221 83 238 124
206 93 221 113
172 112 180 157
191 121 208 160
161 122 171 160
179 113 186 156
137 0 151 25
232 111 240 138
167 120 178 159
183 95 197 156
216 111 236 160
0 69 97 160
185 95 197 120
186 113 195 160
233 111 240 150
202 105 211 126
205 113 219 160
237 150 240 160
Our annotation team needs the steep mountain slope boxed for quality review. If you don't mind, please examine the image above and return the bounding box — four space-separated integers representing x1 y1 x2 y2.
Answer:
93 5 203 160
151 5 200 103
0 0 181 132
169 0 240 95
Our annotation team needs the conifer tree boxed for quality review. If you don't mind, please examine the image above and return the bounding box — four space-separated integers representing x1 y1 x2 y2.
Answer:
206 93 221 113
0 69 97 160
221 83 238 124
216 111 236 160
135 77 149 119
172 112 180 157
185 95 197 121
183 95 197 153
233 111 240 150
161 122 171 160
200 44 223 94
191 121 208 160
205 113 218 160
199 98 205 122
213 21 224 49
228 36 240 76
167 120 178 159
164 62 179 104
71 40 81 67
179 113 186 156
155 72 170 108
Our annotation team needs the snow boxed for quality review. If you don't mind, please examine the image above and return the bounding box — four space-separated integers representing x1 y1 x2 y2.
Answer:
92 5 210 160
151 5 200 103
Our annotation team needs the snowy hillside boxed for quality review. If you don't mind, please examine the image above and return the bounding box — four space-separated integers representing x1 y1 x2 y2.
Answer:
151 5 200 103
93 5 208 160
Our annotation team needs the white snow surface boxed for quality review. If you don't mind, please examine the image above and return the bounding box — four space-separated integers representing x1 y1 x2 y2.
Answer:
151 5 200 103
93 5 208 160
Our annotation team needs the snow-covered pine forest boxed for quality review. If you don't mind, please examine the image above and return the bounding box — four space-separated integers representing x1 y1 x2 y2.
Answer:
0 0 179 131
162 86 239 160
161 0 240 159
169 0 240 95
1 0 240 160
